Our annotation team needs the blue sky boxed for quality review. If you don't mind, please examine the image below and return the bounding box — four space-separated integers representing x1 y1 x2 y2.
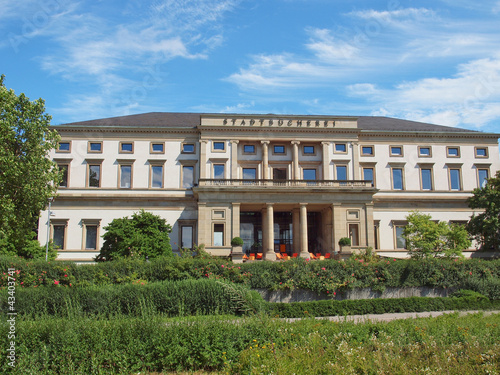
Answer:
2 0 500 133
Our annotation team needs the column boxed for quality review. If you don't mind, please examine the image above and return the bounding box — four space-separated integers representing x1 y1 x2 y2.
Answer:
321 141 330 180
265 204 277 260
261 141 270 180
331 203 342 253
230 140 239 179
299 203 309 257
291 141 300 180
351 142 360 180
365 203 375 248
199 140 208 179
292 208 300 255
322 207 333 253
231 203 243 263
261 206 267 255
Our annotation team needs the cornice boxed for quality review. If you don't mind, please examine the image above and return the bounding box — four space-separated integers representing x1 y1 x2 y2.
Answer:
51 126 198 135
360 130 500 139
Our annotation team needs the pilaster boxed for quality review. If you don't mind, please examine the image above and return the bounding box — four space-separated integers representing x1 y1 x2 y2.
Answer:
299 203 309 258
291 141 300 180
265 203 277 260
230 140 239 179
321 141 330 180
199 140 208 179
261 141 270 179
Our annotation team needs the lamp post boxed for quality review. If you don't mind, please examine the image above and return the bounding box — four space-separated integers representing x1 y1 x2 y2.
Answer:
45 197 53 262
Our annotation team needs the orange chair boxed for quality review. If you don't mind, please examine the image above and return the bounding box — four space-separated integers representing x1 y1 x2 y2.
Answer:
256 253 263 260
309 253 317 259
243 254 249 260
276 253 283 260
315 253 321 258
292 253 298 258
249 253 256 260
324 253 331 259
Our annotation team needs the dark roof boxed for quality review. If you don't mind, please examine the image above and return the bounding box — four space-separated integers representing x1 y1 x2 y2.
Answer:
56 112 483 134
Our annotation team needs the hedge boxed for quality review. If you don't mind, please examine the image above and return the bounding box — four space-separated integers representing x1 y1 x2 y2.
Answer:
1 255 499 298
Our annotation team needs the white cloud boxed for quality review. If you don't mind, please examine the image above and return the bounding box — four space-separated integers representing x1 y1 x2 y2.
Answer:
306 28 360 63
350 8 437 23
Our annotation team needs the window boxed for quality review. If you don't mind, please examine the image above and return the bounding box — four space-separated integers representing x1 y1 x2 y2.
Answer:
88 142 102 153
181 226 194 249
182 143 195 153
213 224 224 246
273 168 286 180
303 169 317 180
242 168 257 180
213 164 225 179
478 169 489 188
59 164 69 188
303 145 315 154
119 142 133 153
395 225 406 249
475 147 488 158
151 143 164 153
273 145 285 154
447 147 460 157
82 219 100 250
151 165 163 188
119 165 132 188
420 168 433 190
52 222 67 250
363 167 374 186
243 144 255 154
213 141 225 151
88 164 101 187
57 141 71 152
335 143 347 153
349 224 359 246
392 168 404 190
182 165 194 188
418 146 431 157
449 168 461 190
336 165 347 180
390 146 403 156
361 146 374 156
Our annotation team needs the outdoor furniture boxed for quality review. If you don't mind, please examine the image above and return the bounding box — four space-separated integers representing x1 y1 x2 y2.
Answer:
249 253 256 260
292 253 298 258
324 253 331 259
256 253 263 260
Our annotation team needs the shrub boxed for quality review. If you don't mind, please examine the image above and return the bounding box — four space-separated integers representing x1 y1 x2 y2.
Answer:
231 237 244 247
338 237 351 247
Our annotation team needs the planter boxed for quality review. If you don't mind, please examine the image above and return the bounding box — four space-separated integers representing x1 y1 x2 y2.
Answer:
231 246 244 263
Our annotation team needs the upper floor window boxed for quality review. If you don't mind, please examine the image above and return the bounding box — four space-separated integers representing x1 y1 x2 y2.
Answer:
213 141 225 151
478 168 489 188
213 164 225 179
390 146 403 156
88 142 102 153
273 145 285 154
303 145 315 155
475 147 488 158
119 142 134 153
334 143 347 153
182 165 194 188
242 168 257 180
336 165 347 181
449 168 462 190
303 168 317 180
243 144 255 154
151 142 164 154
57 141 71 152
362 167 374 186
361 146 374 156
59 164 69 188
182 143 195 154
420 168 433 190
150 165 164 188
119 164 132 189
87 164 101 188
447 147 460 158
418 146 431 157
391 167 404 190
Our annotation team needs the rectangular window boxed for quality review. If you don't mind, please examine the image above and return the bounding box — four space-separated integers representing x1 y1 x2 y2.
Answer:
213 164 225 179
273 168 286 180
151 143 164 153
418 146 431 157
119 142 133 153
335 143 347 153
363 167 374 186
120 165 132 188
336 165 347 180
392 168 403 190
59 165 69 187
213 224 224 246
303 145 315 154
88 142 102 153
182 165 194 188
151 165 163 188
88 165 101 187
361 146 374 156
447 147 460 157
390 146 403 156
421 168 432 190
349 223 359 247
182 143 195 153
478 169 489 188
213 141 225 151
85 225 98 250
449 168 461 190
303 169 317 180
475 147 488 158
181 226 193 249
243 144 255 154
273 145 285 154
57 142 70 152
395 226 406 249
53 225 65 249
242 168 257 180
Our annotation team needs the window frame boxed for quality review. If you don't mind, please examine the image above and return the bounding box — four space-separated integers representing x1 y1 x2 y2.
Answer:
361 145 374 156
119 141 134 154
419 166 434 191
335 164 348 181
477 167 489 188
390 166 405 190
243 144 256 154
178 220 197 250
393 222 407 249
54 158 72 188
182 143 196 154
51 219 68 250
448 166 462 191
81 219 101 250
303 168 317 181
149 160 166 189
242 167 257 180
418 146 432 158
213 223 225 247
150 142 165 154
334 143 347 154
272 144 286 155
389 145 403 157
181 162 196 189
212 141 226 152
56 141 71 153
303 145 316 155
86 159 103 188
446 146 460 158
362 166 375 187
88 141 103 153
475 147 488 158
212 163 225 179
117 159 134 189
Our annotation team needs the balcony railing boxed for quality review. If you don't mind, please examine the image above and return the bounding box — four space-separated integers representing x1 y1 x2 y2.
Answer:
197 179 374 188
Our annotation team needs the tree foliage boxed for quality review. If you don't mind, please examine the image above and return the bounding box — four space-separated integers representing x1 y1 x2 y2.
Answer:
403 211 470 259
96 210 173 261
467 170 500 250
0 75 61 257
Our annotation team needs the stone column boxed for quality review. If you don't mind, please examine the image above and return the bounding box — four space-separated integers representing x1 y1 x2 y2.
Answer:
261 141 270 180
291 141 300 180
231 203 243 263
299 203 309 257
230 140 239 179
332 203 342 253
265 204 276 260
292 208 300 255
261 206 267 255
351 142 360 180
199 140 208 179
321 141 330 180
365 203 375 248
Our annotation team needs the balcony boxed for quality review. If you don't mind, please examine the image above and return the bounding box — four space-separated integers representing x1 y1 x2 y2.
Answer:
197 179 374 189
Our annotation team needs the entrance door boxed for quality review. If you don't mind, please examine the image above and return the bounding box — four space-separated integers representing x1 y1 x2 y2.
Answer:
349 223 359 246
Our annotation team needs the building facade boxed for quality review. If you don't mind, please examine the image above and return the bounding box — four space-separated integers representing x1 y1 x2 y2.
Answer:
37 113 500 262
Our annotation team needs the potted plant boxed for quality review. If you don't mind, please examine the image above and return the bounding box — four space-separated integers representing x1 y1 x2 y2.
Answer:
338 237 351 253
230 237 244 263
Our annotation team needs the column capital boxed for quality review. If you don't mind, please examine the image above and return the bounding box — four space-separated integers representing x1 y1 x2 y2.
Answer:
230 140 239 144
299 203 308 207
232 202 241 207
266 202 274 208
291 140 301 145
321 141 330 146
199 139 209 144
261 140 270 145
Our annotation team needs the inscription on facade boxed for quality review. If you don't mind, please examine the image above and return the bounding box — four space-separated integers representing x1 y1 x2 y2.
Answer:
212 117 338 128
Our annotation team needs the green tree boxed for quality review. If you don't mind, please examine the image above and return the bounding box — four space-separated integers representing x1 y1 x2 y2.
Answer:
96 210 173 261
0 75 61 257
467 170 500 250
